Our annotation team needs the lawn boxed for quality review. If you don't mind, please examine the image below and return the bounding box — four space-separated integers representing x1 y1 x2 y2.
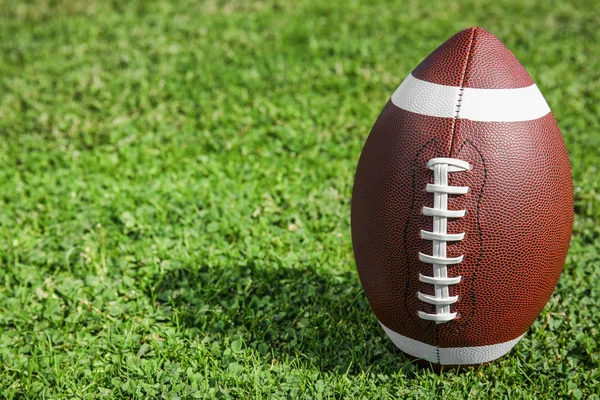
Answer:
0 0 598 398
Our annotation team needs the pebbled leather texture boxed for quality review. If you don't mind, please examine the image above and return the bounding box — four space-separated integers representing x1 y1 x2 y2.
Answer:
412 27 534 89
351 27 574 364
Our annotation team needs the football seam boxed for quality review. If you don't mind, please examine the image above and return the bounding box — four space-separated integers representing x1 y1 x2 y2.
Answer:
449 27 476 153
439 27 475 364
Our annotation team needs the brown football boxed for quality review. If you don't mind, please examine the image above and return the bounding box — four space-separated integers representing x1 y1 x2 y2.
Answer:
351 27 573 366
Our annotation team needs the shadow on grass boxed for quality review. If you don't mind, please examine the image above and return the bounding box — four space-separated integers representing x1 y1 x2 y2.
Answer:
151 261 419 376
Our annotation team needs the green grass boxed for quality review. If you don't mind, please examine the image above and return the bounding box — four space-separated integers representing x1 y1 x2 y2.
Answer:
0 0 598 398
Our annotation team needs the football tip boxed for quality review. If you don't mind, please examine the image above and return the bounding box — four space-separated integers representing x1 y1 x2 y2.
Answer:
412 27 534 89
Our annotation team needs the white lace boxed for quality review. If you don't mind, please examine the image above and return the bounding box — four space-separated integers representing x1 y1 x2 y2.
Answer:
418 157 470 323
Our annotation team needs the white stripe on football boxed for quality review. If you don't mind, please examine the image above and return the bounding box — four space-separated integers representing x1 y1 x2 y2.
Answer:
391 73 550 122
380 322 525 365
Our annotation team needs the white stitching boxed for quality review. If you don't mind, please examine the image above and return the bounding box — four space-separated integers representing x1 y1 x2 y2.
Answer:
418 157 470 323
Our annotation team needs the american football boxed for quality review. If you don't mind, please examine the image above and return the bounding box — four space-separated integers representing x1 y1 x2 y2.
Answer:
351 27 574 366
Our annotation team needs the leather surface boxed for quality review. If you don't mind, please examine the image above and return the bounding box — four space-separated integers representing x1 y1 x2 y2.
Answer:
351 27 573 361
412 27 534 89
